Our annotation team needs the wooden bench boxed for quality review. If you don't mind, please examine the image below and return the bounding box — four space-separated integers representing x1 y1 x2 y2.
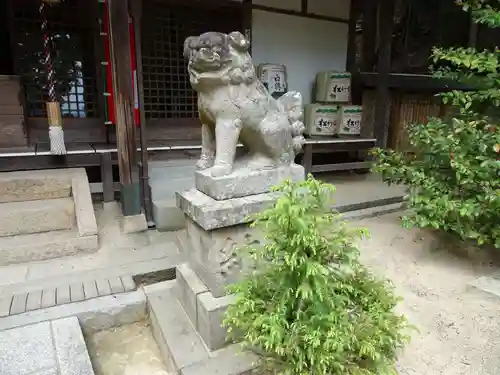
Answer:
301 137 377 175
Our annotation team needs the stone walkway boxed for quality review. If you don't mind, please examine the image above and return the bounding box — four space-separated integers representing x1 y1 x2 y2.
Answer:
0 317 94 375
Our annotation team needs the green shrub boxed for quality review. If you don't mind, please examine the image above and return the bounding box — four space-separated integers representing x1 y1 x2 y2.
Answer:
223 177 411 375
373 0 500 248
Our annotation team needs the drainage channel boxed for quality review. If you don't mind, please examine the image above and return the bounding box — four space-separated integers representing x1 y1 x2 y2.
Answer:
86 321 173 375
86 270 177 375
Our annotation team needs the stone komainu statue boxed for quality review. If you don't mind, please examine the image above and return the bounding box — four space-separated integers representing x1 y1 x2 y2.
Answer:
184 31 305 177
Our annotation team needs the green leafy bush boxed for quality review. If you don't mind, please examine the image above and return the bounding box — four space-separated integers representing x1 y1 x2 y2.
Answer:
223 177 411 375
373 0 500 248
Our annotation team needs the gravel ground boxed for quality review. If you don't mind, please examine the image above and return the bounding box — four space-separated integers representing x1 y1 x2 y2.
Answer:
353 212 500 375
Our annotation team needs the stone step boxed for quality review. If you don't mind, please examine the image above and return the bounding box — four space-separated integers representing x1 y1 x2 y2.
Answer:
147 283 210 372
0 229 98 266
0 275 136 318
0 169 73 203
0 114 27 148
0 197 75 237
146 280 257 375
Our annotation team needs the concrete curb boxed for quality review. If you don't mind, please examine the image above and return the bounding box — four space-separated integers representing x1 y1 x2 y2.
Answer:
0 290 147 333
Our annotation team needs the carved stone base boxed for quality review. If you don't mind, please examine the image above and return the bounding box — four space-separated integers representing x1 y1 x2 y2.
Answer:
184 217 262 298
174 164 304 354
195 163 305 200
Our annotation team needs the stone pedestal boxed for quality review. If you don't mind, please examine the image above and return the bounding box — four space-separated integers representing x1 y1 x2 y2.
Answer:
172 163 304 352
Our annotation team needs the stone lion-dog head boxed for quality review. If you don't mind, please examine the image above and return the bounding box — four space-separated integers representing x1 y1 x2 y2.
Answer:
183 31 255 86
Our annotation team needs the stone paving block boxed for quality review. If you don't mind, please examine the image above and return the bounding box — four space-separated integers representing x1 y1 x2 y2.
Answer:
0 291 146 333
121 275 136 292
0 297 12 317
0 321 57 375
41 289 56 309
176 263 208 329
56 285 71 305
181 344 258 375
26 290 42 312
108 277 125 294
10 293 27 315
197 292 235 351
95 279 112 297
70 282 85 303
83 280 99 299
51 317 95 375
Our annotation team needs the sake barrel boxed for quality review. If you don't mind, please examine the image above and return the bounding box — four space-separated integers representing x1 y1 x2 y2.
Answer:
257 63 287 98
315 71 351 103
339 105 362 135
304 104 340 136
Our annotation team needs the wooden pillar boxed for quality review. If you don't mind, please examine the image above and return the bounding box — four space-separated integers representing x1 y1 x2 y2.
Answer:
107 0 141 216
361 0 378 72
346 0 359 72
347 0 362 104
468 14 478 48
374 0 394 148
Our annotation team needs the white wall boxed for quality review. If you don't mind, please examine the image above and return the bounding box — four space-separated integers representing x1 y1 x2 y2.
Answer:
251 9 349 104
